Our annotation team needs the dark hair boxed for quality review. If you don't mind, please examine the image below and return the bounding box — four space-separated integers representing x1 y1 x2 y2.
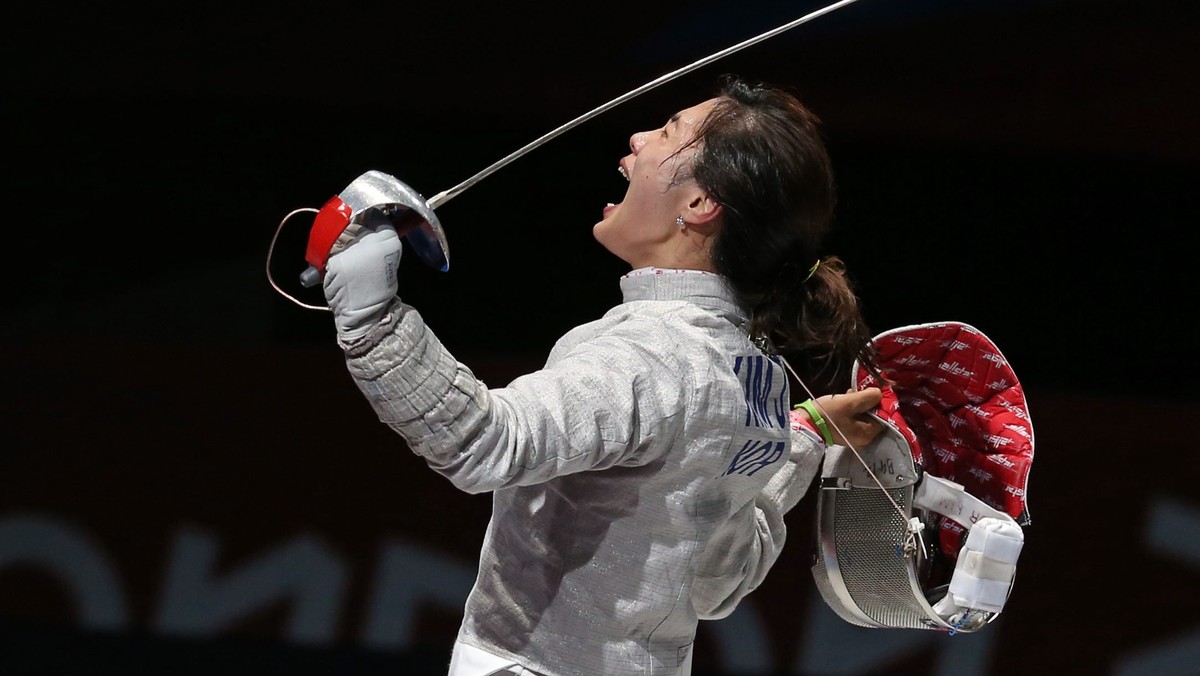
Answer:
683 74 877 395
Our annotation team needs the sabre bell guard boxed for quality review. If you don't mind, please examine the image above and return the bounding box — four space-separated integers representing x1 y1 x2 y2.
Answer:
300 170 450 288
810 321 1034 633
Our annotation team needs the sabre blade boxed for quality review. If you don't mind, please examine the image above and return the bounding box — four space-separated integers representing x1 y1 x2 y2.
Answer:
426 0 864 210
268 0 866 308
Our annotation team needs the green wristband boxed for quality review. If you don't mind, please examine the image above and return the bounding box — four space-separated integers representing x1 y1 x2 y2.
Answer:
795 399 835 446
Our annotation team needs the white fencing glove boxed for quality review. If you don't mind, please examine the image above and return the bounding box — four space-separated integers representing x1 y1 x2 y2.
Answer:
322 224 403 342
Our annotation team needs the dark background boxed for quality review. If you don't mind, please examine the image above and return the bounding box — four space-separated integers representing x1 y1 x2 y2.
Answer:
4 0 1199 674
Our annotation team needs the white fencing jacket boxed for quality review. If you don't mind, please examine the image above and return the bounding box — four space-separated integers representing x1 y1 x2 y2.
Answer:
339 268 822 675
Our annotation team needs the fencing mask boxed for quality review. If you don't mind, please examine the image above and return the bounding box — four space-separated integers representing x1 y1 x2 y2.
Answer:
810 321 1034 633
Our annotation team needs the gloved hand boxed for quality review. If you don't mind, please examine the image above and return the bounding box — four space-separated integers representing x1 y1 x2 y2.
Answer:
322 224 403 342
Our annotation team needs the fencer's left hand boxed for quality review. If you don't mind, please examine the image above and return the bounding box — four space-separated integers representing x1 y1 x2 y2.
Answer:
322 225 403 343
813 387 884 448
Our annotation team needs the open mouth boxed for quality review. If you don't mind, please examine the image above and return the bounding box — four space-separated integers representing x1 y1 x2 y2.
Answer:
603 161 632 218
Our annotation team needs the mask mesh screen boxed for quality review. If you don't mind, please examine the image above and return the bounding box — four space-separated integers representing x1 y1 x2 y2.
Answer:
812 486 942 630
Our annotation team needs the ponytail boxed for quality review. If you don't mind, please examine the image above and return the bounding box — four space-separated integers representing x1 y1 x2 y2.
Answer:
755 255 877 395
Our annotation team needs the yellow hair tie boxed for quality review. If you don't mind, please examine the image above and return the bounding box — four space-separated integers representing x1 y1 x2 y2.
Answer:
803 259 821 282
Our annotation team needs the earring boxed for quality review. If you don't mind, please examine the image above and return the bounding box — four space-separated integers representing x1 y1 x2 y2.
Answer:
675 215 686 229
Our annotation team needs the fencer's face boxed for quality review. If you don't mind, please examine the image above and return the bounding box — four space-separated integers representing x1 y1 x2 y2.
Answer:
593 98 719 268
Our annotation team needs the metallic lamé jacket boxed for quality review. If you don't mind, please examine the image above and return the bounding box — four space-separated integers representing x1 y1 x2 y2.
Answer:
340 269 822 675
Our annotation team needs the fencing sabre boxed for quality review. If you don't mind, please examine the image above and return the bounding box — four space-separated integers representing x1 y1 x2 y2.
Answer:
265 0 865 309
